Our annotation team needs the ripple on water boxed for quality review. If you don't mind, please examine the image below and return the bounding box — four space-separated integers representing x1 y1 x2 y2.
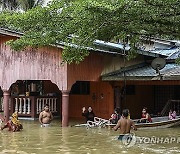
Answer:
16 151 28 154
138 143 180 154
0 120 180 153
0 149 17 153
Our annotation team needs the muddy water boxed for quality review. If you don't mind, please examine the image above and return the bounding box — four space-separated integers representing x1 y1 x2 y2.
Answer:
0 120 179 154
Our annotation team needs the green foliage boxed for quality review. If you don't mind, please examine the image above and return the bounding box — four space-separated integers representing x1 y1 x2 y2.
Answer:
0 0 45 11
175 57 180 65
0 0 180 63
62 46 89 64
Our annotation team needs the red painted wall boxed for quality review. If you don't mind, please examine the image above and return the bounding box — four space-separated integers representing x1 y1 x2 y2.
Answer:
113 80 180 119
67 52 104 90
123 85 154 119
69 81 114 120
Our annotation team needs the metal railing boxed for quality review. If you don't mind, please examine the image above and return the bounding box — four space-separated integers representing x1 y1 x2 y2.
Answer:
161 100 180 116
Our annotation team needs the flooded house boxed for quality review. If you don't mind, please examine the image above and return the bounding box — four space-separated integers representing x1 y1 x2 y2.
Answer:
0 28 180 126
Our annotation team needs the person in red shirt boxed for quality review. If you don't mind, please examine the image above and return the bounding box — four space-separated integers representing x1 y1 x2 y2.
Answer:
138 107 152 123
109 108 121 124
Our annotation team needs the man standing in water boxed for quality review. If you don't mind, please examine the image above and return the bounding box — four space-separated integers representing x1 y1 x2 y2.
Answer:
39 104 53 127
113 109 137 140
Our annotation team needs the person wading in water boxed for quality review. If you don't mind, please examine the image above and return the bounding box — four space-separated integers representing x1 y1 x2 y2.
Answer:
113 109 137 140
39 104 53 127
1 112 23 132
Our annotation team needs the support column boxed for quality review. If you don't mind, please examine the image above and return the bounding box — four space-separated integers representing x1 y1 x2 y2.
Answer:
3 90 10 123
62 90 70 127
114 86 121 109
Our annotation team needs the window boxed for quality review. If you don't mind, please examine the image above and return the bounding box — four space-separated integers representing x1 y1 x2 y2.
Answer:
70 81 90 95
126 85 135 95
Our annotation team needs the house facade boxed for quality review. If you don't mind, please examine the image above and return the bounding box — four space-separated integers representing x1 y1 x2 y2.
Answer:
0 28 180 127
0 28 115 126
101 38 180 118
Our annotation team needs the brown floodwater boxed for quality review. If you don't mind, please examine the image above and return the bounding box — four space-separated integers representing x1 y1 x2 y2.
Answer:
0 119 179 154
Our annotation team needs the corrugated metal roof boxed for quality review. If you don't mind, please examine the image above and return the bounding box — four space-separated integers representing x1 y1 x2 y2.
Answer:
166 50 180 60
0 28 121 55
94 40 160 57
59 41 124 55
94 40 180 58
102 63 180 81
94 40 131 51
1 28 179 59
0 27 22 37
162 66 180 76
147 48 179 57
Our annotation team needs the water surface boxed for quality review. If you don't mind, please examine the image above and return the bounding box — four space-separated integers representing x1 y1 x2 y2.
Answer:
0 120 179 154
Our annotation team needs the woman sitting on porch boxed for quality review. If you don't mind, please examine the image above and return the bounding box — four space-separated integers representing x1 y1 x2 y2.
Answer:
1 112 23 132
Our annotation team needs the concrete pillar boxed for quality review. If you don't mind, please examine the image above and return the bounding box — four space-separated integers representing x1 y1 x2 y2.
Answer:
3 90 10 123
62 90 70 127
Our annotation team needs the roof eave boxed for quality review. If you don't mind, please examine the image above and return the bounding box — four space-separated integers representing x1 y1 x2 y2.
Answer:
102 76 154 81
0 28 22 37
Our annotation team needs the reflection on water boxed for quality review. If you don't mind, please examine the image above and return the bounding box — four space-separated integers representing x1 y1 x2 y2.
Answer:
0 120 179 154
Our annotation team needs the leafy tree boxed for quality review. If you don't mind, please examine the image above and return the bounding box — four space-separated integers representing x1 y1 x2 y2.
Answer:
18 0 46 11
0 0 18 10
0 0 45 11
0 0 180 63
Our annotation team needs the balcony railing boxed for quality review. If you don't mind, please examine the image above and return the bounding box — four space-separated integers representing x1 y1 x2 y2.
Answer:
161 99 180 116
11 96 58 118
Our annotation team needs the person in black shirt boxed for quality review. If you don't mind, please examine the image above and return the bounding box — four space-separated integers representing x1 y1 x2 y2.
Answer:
82 106 95 122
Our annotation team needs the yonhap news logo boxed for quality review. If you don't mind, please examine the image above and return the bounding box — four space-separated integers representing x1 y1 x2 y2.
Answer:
120 134 180 147
121 133 136 147
137 136 180 144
